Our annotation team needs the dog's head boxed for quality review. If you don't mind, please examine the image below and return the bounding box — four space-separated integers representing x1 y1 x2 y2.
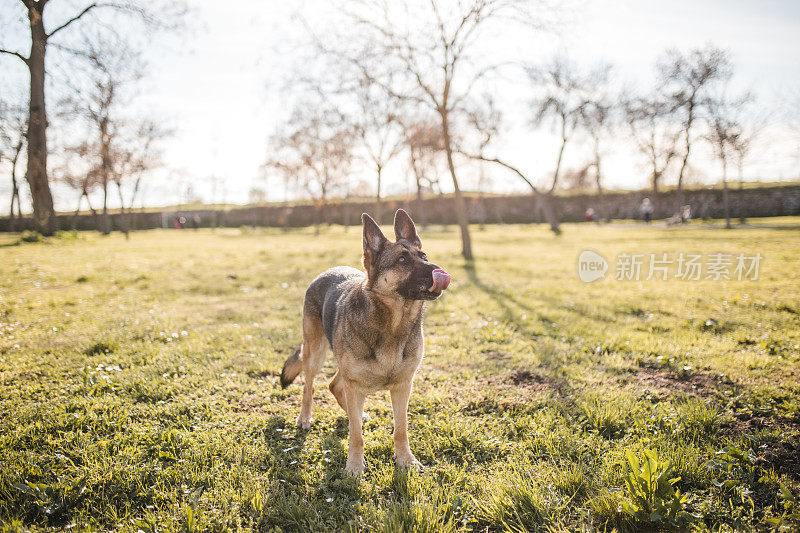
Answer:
361 209 450 300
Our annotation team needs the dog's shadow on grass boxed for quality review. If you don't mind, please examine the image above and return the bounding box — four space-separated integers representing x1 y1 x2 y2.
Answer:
262 413 365 522
320 416 352 481
261 416 311 486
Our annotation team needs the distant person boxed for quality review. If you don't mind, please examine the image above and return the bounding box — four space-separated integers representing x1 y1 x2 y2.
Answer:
641 198 653 223
173 216 181 230
584 207 597 223
681 205 692 223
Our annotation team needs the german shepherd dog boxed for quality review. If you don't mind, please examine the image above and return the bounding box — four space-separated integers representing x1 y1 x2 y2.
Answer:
279 209 451 475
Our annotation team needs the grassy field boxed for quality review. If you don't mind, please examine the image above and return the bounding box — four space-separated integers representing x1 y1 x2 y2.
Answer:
1 221 799 532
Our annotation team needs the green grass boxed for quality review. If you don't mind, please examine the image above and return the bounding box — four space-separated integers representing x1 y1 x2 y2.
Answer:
1 221 799 531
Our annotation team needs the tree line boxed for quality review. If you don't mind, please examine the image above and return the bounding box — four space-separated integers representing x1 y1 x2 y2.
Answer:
0 0 789 257
262 0 766 259
0 0 182 236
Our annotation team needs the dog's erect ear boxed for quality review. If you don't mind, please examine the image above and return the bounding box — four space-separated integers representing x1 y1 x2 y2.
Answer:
393 209 421 248
362 213 386 257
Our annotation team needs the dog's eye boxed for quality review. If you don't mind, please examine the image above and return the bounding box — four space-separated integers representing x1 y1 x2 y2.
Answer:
398 255 406 263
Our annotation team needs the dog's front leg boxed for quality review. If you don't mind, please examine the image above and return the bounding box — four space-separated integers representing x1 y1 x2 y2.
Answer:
390 379 421 469
344 381 366 475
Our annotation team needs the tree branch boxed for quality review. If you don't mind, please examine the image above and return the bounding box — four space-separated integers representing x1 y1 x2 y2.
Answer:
0 48 29 64
47 3 99 38
460 151 541 194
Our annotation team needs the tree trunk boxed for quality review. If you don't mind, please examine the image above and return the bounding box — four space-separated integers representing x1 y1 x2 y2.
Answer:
86 193 99 228
343 180 351 231
675 100 695 212
25 4 57 235
675 141 690 211
9 140 23 232
409 149 428 230
374 165 383 224
550 130 567 193
8 189 17 233
71 193 85 230
415 177 427 230
99 116 112 234
737 159 746 223
117 183 130 239
651 166 660 195
440 111 473 260
594 146 604 222
535 191 560 234
101 180 110 234
722 157 731 229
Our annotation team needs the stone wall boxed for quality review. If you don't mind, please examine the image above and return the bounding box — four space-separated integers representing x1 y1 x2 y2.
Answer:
2 185 799 232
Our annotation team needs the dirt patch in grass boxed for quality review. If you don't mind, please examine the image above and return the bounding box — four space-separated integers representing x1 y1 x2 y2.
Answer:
719 412 800 436
623 365 736 398
757 440 800 480
485 368 573 397
719 412 800 478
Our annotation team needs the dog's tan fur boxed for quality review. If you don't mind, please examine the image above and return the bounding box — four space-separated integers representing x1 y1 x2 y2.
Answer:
280 209 446 475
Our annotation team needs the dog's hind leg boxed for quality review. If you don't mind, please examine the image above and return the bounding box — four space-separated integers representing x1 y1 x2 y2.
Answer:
330 370 371 422
297 313 326 429
328 369 347 412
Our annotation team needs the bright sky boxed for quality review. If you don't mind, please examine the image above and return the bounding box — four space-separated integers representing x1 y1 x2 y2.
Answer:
1 0 799 211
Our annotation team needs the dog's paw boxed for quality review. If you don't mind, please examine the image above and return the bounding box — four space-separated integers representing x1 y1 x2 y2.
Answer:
344 459 365 476
296 416 312 429
395 454 423 471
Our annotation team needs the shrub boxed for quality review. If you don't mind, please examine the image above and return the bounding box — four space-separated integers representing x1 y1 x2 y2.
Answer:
54 230 80 241
620 449 690 526
19 231 42 243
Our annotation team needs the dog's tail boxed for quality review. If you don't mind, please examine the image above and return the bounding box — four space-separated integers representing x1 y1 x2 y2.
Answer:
280 346 303 389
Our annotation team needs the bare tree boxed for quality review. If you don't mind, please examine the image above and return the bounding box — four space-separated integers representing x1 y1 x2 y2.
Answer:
350 79 405 224
249 187 267 205
658 45 731 210
0 0 184 235
577 65 614 219
265 103 356 233
705 92 750 229
470 57 609 232
64 35 144 234
52 142 100 229
624 95 681 195
0 97 27 230
319 0 551 259
459 95 563 232
58 34 167 236
403 119 445 229
558 166 593 191
730 122 761 192
112 120 167 236
531 58 597 195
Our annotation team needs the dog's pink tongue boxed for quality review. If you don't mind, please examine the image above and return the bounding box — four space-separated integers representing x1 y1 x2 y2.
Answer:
431 269 451 292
